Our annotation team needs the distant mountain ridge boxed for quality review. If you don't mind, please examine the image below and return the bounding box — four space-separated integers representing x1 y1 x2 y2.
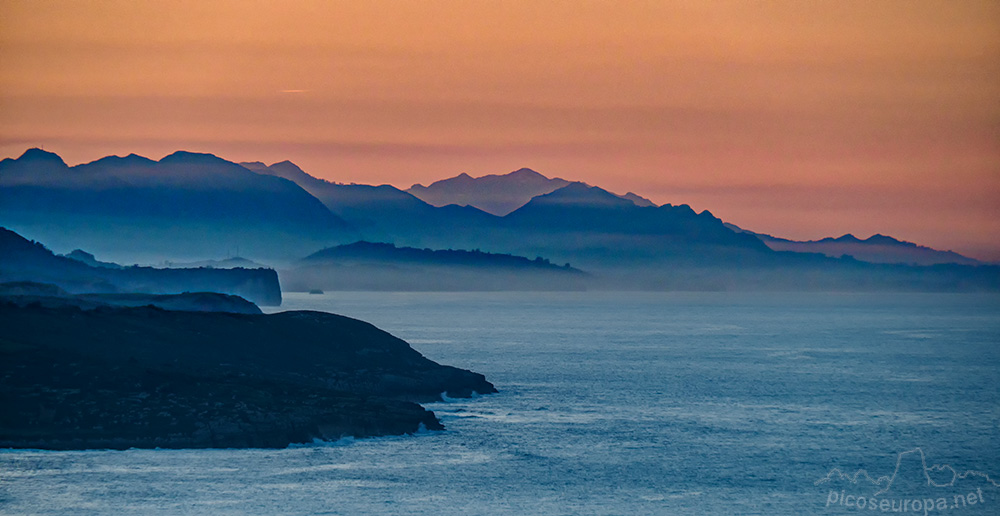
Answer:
1 149 355 262
408 168 572 215
725 223 981 266
243 159 769 269
407 168 657 215
3 148 991 289
497 182 772 267
515 182 635 209
242 159 436 218
242 159 496 246
622 192 656 207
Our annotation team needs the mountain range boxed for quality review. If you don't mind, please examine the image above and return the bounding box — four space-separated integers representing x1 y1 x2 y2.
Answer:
3 148 994 291
241 159 497 247
407 167 656 214
0 149 355 263
407 168 572 215
239 160 752 268
724 223 981 266
495 182 773 268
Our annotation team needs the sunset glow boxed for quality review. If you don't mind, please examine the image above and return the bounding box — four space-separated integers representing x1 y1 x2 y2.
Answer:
1 0 998 258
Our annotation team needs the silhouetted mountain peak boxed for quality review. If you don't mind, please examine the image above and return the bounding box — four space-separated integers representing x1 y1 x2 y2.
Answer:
865 234 903 245
16 148 67 167
532 182 634 208
622 192 656 207
1 148 70 185
239 161 268 171
83 154 157 168
553 181 593 194
159 150 231 166
508 167 544 179
243 159 321 186
818 234 863 244
2 150 355 260
268 160 308 175
407 167 573 215
666 203 697 215
66 249 96 261
125 153 153 162
0 227 49 254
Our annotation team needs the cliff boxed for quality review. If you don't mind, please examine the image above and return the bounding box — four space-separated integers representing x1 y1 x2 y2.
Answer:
0 302 496 449
0 227 282 306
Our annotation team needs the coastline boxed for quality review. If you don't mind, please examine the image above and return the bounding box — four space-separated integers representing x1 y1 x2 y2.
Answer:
0 302 496 450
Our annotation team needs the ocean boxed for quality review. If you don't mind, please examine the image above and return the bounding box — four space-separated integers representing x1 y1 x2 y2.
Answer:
2 292 999 515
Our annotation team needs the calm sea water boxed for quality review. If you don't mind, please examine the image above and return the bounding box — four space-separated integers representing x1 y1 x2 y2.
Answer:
2 292 999 515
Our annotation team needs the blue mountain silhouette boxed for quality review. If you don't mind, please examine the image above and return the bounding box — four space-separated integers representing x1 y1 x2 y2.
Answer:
407 167 572 215
1 149 356 262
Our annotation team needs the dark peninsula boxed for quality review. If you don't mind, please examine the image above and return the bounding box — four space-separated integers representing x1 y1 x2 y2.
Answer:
0 301 496 449
0 227 282 306
284 241 587 291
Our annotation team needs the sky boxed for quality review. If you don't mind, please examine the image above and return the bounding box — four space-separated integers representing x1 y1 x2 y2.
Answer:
1 0 998 259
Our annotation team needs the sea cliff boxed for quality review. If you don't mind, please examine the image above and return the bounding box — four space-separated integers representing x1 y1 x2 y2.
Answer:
0 227 283 306
0 302 496 449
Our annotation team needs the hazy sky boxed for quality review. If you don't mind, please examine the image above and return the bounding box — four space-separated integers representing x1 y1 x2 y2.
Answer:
2 1 998 259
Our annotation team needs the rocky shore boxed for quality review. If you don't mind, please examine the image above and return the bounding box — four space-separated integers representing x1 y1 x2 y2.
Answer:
0 302 495 449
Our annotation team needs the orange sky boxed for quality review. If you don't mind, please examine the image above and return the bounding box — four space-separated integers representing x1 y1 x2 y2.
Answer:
1 1 998 259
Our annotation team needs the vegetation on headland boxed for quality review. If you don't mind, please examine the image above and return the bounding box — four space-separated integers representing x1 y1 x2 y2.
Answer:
0 301 495 449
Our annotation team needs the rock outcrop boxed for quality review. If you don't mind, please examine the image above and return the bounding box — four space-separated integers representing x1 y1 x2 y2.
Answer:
0 302 496 449
0 227 283 306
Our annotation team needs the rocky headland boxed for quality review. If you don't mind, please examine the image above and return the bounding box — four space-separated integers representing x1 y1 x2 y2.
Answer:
0 227 283 306
0 301 495 449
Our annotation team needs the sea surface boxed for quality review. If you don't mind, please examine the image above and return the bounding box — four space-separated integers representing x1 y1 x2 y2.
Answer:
2 292 999 515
